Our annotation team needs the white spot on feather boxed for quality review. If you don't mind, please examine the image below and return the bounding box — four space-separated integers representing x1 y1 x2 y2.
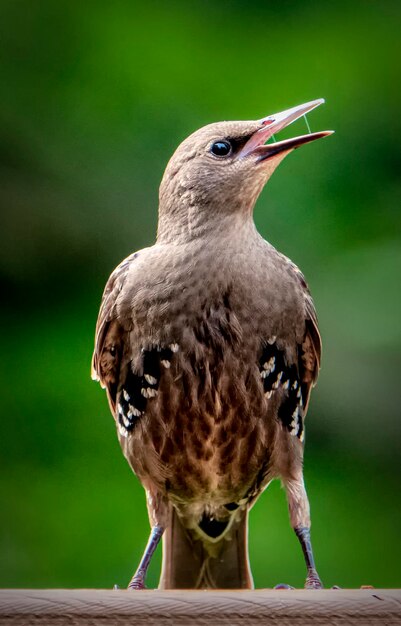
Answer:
141 387 158 398
123 390 130 401
170 343 179 353
144 374 157 385
122 413 130 428
262 357 275 374
161 359 170 368
118 422 128 438
129 404 141 417
272 372 283 389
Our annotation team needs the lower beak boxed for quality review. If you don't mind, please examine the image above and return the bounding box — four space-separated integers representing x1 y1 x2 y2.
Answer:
241 99 333 160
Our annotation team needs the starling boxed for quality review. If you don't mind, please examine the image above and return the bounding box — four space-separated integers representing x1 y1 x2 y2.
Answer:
92 99 333 590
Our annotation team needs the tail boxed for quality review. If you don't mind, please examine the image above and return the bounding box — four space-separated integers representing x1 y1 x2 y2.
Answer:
159 506 253 589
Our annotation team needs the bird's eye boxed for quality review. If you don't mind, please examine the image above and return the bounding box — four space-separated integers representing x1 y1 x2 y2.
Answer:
210 140 232 157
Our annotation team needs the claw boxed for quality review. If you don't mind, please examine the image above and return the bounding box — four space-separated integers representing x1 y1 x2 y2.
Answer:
305 571 324 589
128 577 146 590
274 583 294 590
113 584 120 590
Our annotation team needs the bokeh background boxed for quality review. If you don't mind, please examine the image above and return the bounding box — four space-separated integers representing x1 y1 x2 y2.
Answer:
1 0 400 589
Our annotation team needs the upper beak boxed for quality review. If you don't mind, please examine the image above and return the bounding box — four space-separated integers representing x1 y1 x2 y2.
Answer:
241 99 333 160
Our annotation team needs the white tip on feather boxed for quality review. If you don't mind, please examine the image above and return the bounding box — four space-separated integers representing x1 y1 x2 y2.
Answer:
122 414 131 428
263 357 275 374
141 387 158 398
118 423 128 438
272 372 283 389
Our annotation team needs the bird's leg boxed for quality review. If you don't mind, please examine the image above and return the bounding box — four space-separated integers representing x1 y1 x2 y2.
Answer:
283 476 323 589
294 526 322 589
128 525 164 590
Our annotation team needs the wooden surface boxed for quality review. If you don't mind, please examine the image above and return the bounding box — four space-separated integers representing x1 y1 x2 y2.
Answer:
0 589 400 625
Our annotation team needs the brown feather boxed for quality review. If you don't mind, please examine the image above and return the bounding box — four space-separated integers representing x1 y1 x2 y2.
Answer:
92 113 327 589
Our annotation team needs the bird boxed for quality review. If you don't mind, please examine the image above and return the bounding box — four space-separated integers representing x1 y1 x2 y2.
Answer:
91 98 333 590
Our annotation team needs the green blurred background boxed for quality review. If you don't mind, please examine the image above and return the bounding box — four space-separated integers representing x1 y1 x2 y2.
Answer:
1 0 400 590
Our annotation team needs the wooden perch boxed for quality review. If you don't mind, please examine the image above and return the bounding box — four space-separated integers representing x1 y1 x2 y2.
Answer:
0 589 400 625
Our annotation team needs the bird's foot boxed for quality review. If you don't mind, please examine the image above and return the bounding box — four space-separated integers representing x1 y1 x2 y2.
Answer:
274 583 294 590
305 568 323 589
128 576 146 590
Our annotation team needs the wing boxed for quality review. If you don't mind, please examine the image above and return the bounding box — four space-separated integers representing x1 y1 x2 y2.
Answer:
301 305 321 412
257 258 321 442
91 252 139 413
290 260 322 414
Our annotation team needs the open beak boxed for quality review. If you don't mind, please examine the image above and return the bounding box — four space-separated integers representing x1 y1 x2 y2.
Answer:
241 99 333 161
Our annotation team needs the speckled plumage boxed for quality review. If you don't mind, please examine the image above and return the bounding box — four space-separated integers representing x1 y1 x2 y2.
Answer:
92 100 332 590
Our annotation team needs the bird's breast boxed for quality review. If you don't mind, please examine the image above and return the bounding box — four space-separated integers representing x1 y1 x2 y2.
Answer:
117 254 303 503
119 323 274 505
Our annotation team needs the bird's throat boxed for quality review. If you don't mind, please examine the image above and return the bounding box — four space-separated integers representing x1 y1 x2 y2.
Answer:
157 200 256 245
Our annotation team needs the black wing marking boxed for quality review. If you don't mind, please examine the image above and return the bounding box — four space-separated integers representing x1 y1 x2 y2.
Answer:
259 341 304 439
117 345 176 437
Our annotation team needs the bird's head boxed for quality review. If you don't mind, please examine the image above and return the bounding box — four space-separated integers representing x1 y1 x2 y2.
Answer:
158 99 333 241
